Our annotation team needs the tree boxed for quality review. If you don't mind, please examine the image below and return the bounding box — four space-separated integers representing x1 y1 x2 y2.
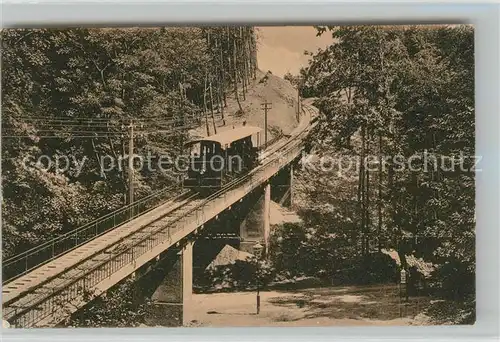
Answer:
1 27 259 259
299 25 475 303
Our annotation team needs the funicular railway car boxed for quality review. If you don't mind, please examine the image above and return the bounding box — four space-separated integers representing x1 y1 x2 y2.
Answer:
183 126 263 195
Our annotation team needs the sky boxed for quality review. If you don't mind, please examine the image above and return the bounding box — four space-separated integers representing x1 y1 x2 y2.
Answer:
256 26 334 78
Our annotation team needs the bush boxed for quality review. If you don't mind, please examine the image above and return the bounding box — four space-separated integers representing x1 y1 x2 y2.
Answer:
425 297 476 324
429 258 475 300
66 279 148 327
197 257 275 292
334 252 398 285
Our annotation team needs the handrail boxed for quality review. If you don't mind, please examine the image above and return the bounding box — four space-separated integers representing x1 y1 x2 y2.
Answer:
4 103 317 327
8 123 309 322
2 183 185 283
2 129 287 284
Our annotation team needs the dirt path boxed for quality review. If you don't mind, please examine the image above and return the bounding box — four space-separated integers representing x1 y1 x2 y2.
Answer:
188 284 430 327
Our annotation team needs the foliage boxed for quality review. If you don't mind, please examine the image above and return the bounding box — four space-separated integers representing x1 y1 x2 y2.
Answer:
1 27 258 259
198 257 275 292
429 258 475 300
283 72 300 87
269 223 398 284
296 25 475 309
66 279 148 327
424 296 475 325
334 252 399 285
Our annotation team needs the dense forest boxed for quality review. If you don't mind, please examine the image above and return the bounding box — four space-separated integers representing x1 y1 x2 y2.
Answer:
1 27 258 258
279 25 475 323
1 25 475 326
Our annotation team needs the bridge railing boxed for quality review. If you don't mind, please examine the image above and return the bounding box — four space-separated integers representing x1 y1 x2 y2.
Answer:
4 107 316 327
2 184 184 284
3 113 304 285
6 129 309 328
4 120 312 328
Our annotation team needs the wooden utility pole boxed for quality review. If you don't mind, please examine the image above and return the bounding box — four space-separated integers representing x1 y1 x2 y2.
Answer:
179 82 185 154
378 132 383 251
128 120 134 217
260 101 272 148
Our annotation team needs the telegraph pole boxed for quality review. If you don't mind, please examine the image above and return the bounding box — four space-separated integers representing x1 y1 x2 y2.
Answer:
260 101 272 148
128 120 134 217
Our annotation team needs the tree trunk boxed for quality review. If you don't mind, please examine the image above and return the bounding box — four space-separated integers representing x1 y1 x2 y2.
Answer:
209 78 217 134
397 249 408 271
179 82 186 154
226 27 232 95
388 133 399 262
360 124 366 256
121 138 128 205
250 27 257 79
203 73 210 136
219 37 227 107
233 31 243 112
246 27 252 82
218 75 226 125
365 129 371 255
240 28 247 101
377 131 383 251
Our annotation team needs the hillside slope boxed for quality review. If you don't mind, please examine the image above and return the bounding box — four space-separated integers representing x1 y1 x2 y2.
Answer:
190 70 299 141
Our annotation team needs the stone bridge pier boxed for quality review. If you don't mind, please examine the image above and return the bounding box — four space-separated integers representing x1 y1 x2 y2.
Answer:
240 163 295 255
143 241 194 326
142 162 297 326
270 164 294 209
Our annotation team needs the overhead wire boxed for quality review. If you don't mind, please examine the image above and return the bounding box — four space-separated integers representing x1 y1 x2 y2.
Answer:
12 115 200 124
2 108 219 140
1 123 197 139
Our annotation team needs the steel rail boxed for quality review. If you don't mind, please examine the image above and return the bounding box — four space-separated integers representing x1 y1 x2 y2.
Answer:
2 185 189 284
3 162 276 323
2 192 202 326
4 103 317 327
3 116 289 284
2 191 200 305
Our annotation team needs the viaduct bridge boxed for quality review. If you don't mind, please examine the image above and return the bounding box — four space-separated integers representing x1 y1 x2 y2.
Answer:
2 103 318 328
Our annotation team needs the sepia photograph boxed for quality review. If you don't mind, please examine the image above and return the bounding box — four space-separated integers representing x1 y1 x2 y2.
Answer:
1 25 475 328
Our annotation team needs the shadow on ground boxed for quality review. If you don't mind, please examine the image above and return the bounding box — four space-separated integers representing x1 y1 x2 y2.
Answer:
267 284 431 321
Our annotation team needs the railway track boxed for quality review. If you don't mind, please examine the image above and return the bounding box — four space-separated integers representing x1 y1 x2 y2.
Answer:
2 185 190 284
2 191 200 323
2 101 318 327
